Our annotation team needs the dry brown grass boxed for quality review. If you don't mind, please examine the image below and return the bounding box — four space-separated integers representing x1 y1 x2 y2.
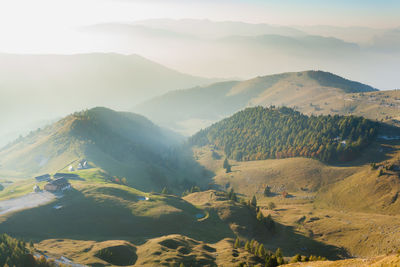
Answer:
283 254 400 267
36 234 262 267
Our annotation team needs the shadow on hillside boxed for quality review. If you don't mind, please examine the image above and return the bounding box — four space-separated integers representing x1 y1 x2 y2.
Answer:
331 124 400 168
0 188 229 243
268 222 349 260
330 140 399 168
0 187 347 260
85 143 216 194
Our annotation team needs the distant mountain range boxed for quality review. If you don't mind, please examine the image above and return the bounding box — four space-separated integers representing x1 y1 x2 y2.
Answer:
0 53 216 147
84 19 400 89
134 70 390 135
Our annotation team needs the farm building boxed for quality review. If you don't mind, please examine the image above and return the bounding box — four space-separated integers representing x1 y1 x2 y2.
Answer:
44 178 71 192
35 174 51 182
77 160 90 170
33 185 40 193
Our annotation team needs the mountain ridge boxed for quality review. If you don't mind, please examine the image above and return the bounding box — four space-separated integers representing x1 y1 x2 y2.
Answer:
134 70 380 135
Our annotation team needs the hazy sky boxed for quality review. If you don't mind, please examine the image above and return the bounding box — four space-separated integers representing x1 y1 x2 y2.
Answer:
0 0 398 53
1 0 399 27
0 0 399 50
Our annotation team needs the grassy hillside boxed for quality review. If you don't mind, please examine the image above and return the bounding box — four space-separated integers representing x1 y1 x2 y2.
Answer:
134 70 389 135
316 140 400 215
36 235 263 267
190 106 378 163
191 135 400 258
0 182 344 264
283 253 400 267
194 146 358 196
0 107 209 192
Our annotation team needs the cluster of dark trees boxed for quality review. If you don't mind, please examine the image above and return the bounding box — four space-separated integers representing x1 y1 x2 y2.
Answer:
234 237 327 267
290 254 327 263
256 211 275 231
0 234 58 267
181 185 201 197
190 106 378 163
227 188 238 201
235 237 285 267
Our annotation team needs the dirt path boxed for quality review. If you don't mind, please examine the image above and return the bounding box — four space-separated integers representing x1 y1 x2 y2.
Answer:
0 191 56 216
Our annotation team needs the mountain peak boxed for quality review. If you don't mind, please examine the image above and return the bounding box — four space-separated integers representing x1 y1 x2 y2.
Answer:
305 70 378 93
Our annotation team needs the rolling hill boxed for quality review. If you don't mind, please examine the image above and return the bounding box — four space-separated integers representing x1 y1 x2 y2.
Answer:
0 107 209 192
0 182 342 266
134 70 394 135
190 106 378 163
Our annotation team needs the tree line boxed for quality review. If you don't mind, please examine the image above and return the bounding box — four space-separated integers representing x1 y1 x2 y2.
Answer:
0 234 63 267
190 106 378 163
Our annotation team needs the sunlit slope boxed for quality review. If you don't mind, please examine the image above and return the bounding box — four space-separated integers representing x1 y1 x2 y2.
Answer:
0 107 206 191
1 185 277 251
316 141 400 215
193 146 359 196
36 235 262 267
0 182 209 241
283 253 400 267
16 188 345 265
135 70 386 135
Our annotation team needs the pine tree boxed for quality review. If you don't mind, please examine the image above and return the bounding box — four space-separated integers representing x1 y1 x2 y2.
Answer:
244 241 250 251
256 211 264 222
251 195 257 207
226 164 231 173
228 188 237 202
264 186 272 197
161 187 169 194
267 202 276 210
234 237 240 249
290 254 302 263
257 244 265 258
254 242 259 255
249 239 255 253
275 248 282 258
223 158 229 168
223 158 232 173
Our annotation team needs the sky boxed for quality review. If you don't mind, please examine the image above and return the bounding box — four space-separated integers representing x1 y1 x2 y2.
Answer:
0 0 399 53
1 0 399 28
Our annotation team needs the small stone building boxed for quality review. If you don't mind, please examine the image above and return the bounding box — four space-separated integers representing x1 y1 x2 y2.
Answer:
44 178 71 192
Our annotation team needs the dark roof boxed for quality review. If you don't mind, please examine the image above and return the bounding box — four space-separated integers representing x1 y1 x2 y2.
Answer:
54 173 79 179
48 178 70 186
35 174 51 179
